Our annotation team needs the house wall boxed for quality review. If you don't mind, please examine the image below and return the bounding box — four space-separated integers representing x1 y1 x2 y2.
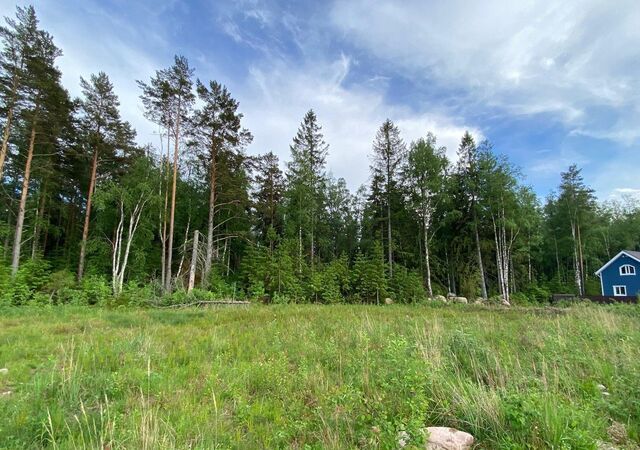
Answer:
600 253 640 296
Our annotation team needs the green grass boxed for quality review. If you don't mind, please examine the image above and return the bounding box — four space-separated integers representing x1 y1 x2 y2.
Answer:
1 304 639 449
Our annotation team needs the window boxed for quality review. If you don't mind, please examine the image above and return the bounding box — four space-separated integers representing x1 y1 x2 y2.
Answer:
613 285 627 296
620 264 636 276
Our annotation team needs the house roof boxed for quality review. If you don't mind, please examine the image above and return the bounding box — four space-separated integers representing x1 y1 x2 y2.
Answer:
595 250 640 276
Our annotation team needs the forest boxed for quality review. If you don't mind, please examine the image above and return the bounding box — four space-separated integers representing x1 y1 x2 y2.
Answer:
1 5 639 307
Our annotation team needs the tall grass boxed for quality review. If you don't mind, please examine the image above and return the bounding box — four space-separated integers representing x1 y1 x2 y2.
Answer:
0 304 639 448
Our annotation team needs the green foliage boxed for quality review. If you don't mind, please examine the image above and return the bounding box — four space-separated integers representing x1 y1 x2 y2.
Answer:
390 265 426 303
351 242 388 303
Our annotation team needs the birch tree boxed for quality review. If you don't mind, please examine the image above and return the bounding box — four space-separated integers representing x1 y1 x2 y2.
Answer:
405 133 448 297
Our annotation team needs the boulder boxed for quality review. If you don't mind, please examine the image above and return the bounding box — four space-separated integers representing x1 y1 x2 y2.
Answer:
433 295 447 302
384 297 394 305
446 292 456 299
452 296 468 304
473 298 484 304
426 427 474 450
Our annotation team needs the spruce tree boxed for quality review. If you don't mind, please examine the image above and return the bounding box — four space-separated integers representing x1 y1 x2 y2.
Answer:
370 119 406 278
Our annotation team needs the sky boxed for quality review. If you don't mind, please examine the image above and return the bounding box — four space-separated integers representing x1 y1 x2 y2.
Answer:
3 0 640 199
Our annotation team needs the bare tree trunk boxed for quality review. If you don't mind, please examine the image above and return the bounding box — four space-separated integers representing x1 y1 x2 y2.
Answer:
188 230 199 293
165 109 181 292
474 220 487 299
298 225 302 274
112 196 147 295
423 213 433 297
571 221 583 296
78 147 99 280
204 145 217 285
11 124 36 277
31 181 47 259
160 131 170 287
176 218 190 282
577 221 585 296
387 199 393 278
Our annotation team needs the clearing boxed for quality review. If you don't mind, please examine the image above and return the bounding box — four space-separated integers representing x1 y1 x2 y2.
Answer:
0 304 639 448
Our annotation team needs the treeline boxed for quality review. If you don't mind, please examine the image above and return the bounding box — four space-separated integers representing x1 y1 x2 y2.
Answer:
1 6 639 305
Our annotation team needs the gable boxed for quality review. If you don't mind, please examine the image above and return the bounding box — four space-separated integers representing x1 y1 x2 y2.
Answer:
595 251 640 276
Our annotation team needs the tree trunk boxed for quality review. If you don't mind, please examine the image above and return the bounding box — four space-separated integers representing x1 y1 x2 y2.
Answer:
474 220 488 299
78 147 99 280
176 218 190 282
387 198 393 278
204 144 217 285
576 221 585 296
165 107 181 292
188 230 199 293
31 181 47 259
11 124 36 277
160 131 170 287
423 213 433 297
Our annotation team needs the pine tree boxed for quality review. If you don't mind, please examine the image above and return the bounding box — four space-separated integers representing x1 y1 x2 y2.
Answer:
0 5 39 180
11 24 68 276
138 55 194 291
191 79 252 284
77 72 136 280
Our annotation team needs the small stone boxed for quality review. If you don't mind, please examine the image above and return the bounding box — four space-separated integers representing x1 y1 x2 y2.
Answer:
596 384 607 391
602 391 611 396
384 298 394 305
1 391 11 396
0 368 7 375
426 427 474 450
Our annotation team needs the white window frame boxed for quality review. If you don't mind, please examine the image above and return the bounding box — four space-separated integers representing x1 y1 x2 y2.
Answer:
613 285 627 296
620 264 636 276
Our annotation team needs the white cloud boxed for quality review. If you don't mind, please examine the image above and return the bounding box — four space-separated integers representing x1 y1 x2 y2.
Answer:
237 55 480 190
331 0 640 145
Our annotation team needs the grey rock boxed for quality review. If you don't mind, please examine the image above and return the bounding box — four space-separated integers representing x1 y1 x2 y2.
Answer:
426 427 474 450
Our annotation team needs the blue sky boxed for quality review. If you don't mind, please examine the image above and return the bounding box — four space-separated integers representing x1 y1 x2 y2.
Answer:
4 0 640 199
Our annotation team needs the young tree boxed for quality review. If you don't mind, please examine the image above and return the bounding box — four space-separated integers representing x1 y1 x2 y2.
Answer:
370 119 406 278
404 133 448 296
77 72 136 280
285 109 328 270
252 151 285 249
138 55 194 291
191 79 252 284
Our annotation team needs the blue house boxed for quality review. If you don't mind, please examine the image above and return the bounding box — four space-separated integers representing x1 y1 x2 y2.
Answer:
595 250 640 297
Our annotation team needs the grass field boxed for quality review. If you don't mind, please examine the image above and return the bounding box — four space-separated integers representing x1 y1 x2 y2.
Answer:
1 304 639 449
